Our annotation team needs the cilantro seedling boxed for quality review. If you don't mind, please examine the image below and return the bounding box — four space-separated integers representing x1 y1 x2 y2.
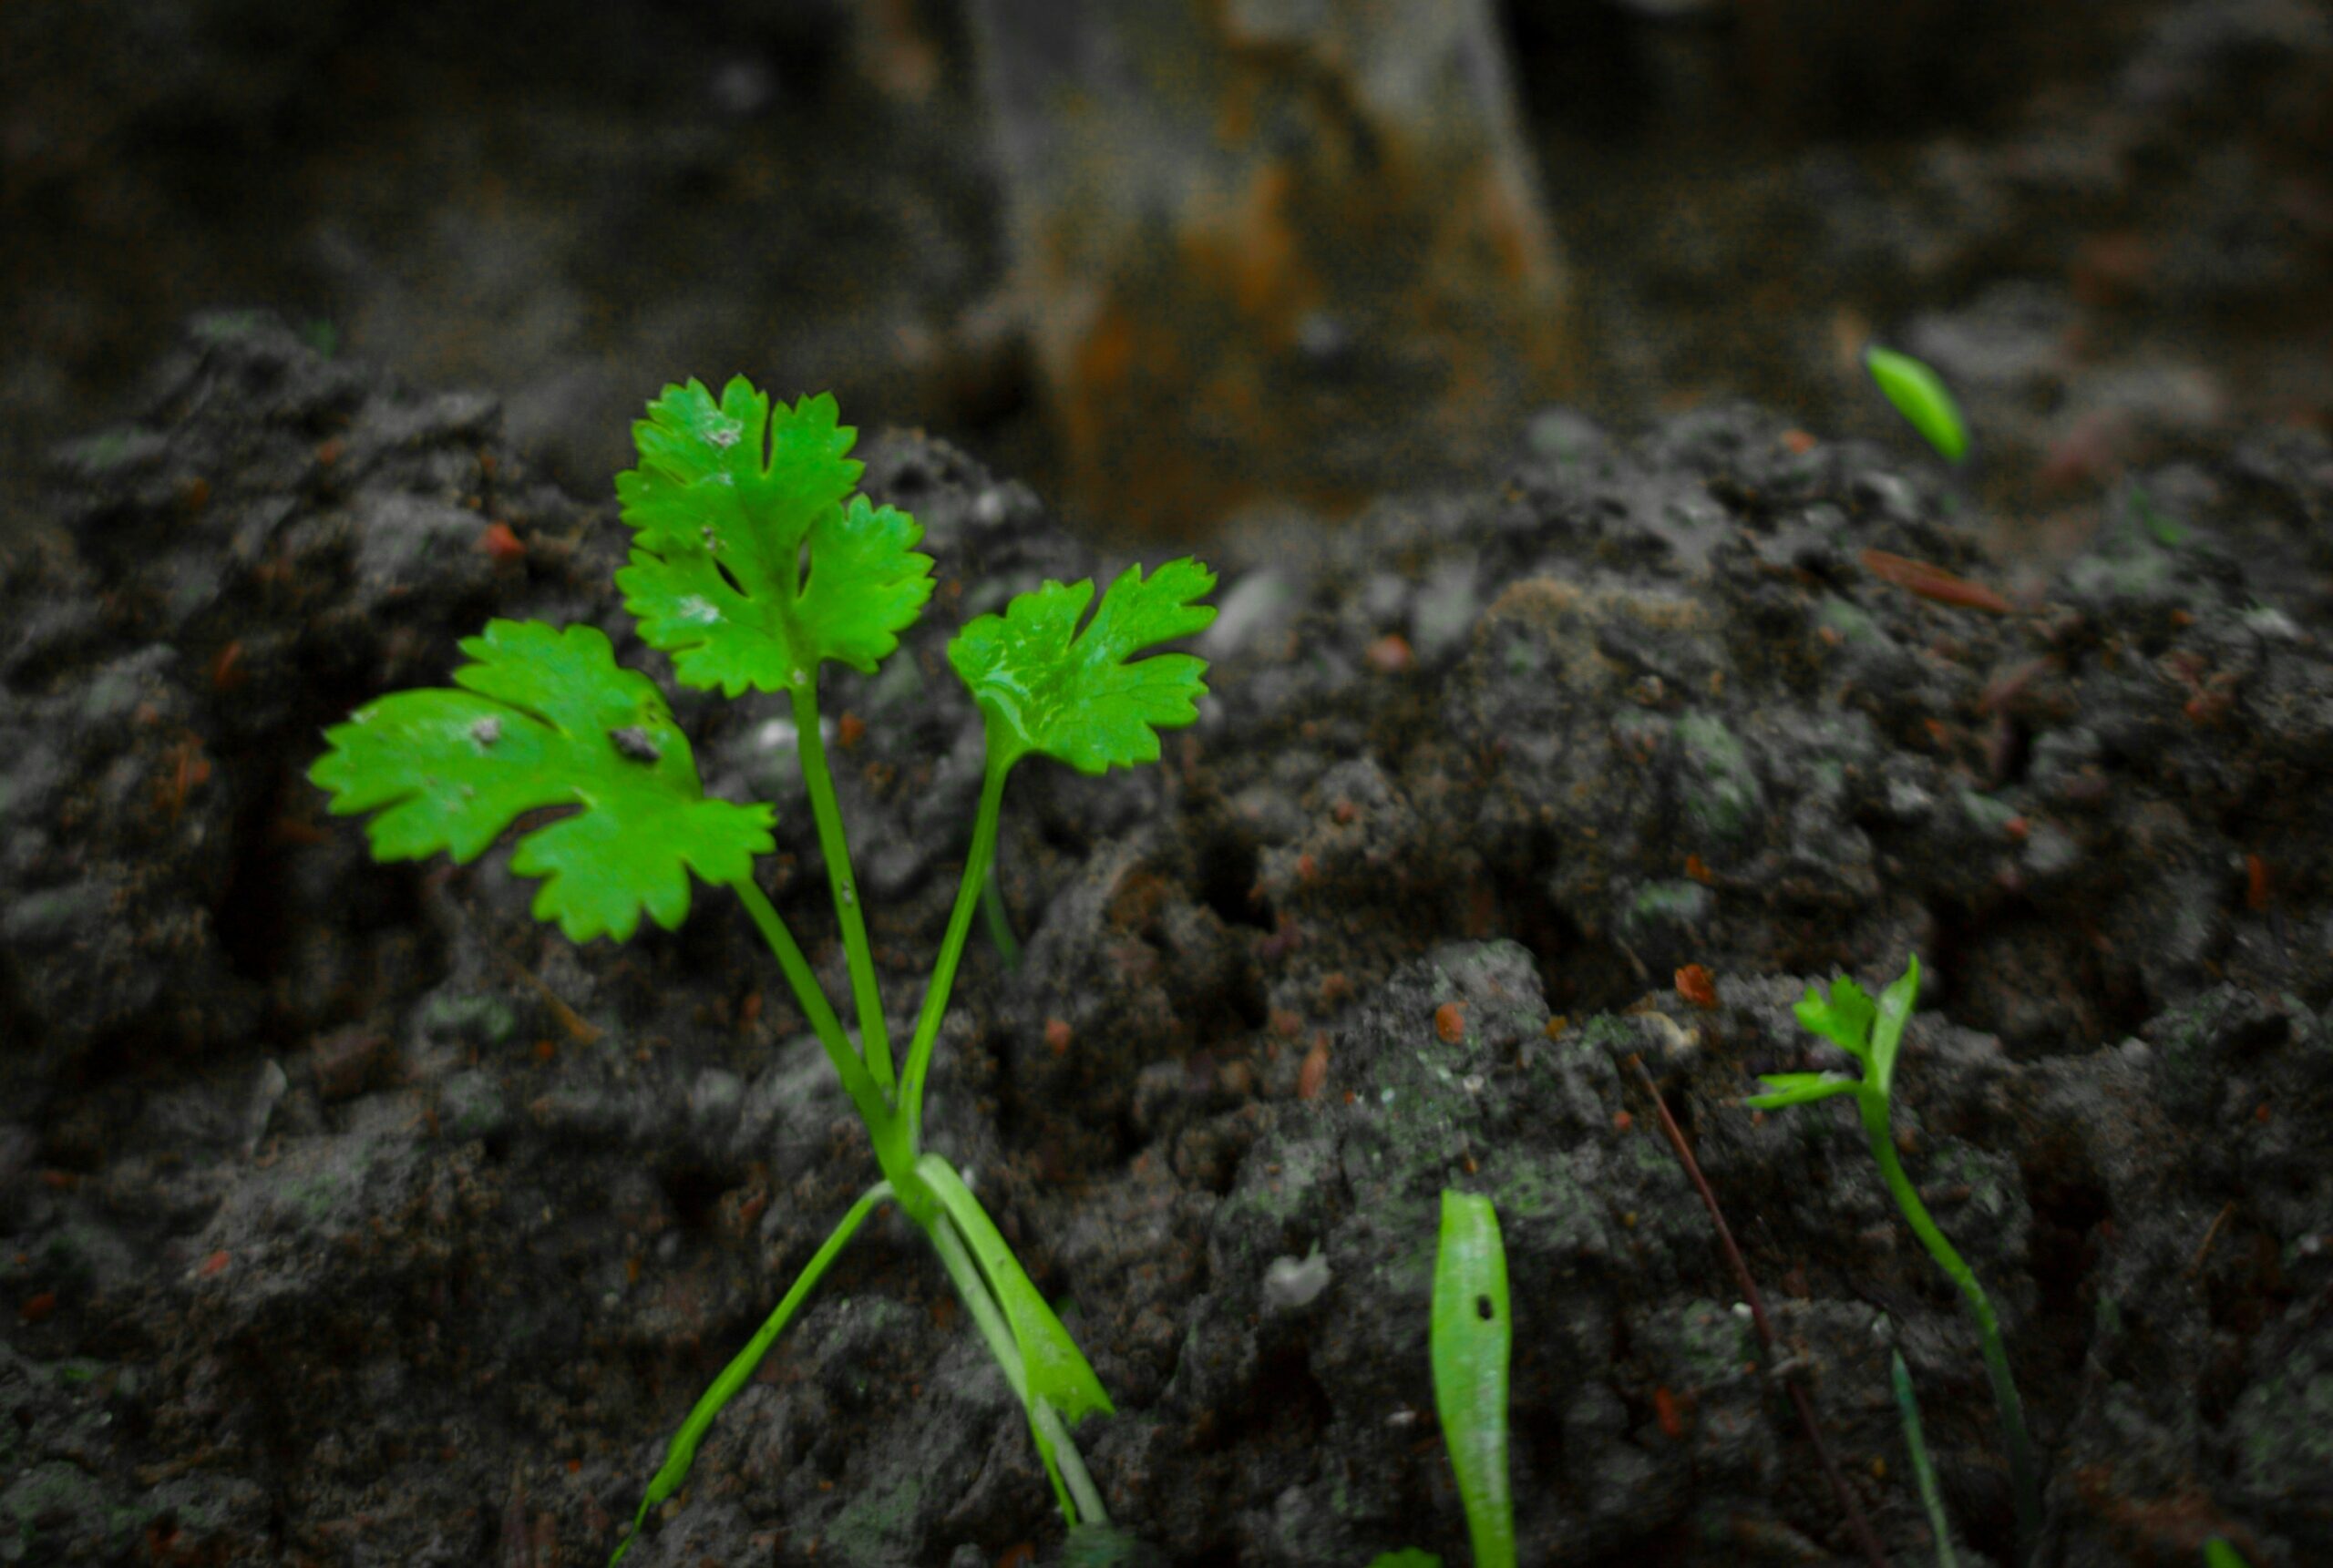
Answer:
1747 957 2040 1559
310 380 1216 1562
1865 344 1970 464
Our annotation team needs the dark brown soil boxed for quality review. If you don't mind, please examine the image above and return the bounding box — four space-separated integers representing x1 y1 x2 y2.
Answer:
4 5 2332 1566
4 312 2331 1566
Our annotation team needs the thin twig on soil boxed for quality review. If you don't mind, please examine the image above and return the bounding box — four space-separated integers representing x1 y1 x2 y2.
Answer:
2186 1201 2236 1279
1627 1053 1891 1568
496 942 603 1045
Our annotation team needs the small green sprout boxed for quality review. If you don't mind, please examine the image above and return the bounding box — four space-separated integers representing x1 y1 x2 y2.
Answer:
1747 957 2040 1560
2203 1539 2253 1568
1865 344 1970 464
1369 1191 1516 1568
310 380 1216 1562
1433 1191 1515 1568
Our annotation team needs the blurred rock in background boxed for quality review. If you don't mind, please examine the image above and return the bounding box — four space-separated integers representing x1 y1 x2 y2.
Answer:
969 0 1572 534
2 0 2328 550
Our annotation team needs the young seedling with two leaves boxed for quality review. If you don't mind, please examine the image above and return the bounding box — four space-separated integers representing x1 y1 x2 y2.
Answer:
1747 957 2041 1562
308 379 1217 1562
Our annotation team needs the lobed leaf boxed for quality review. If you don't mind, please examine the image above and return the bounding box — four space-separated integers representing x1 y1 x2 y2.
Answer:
309 619 774 943
1793 975 1879 1066
949 559 1217 774
615 379 933 693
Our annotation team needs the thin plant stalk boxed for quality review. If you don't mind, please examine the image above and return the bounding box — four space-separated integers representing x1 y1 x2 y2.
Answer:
789 678 897 1096
1749 961 2042 1563
1859 1096 2040 1553
611 1180 893 1563
926 1213 1110 1524
729 876 894 1154
1892 1349 1959 1568
982 858 1023 968
900 760 1009 1146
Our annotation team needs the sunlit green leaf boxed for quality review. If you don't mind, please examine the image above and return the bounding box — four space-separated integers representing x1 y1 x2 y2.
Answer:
1865 955 1921 1099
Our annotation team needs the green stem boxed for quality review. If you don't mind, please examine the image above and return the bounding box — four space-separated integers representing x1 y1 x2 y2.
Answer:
1892 1348 1960 1568
927 1210 1025 1395
789 680 896 1099
981 856 1022 968
729 876 898 1172
1034 1393 1106 1530
610 1180 893 1566
1861 1092 2041 1559
899 759 1011 1146
923 1210 1109 1526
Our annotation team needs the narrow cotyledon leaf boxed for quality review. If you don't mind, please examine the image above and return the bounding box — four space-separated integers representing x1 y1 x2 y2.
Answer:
1434 1190 1515 1568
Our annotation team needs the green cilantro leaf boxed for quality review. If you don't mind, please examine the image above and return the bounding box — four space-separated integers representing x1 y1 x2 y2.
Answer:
617 378 858 549
1781 956 1920 1101
1793 974 1879 1066
308 619 775 942
614 379 933 693
948 559 1217 774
